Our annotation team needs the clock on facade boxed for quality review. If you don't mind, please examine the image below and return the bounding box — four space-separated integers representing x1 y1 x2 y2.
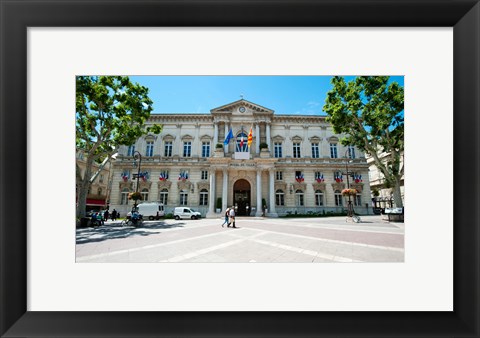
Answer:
239 106 246 113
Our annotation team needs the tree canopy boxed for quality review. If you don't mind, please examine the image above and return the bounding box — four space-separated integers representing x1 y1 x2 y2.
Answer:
76 76 162 218
323 76 404 207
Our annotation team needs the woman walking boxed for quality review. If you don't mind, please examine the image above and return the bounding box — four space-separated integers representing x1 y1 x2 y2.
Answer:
221 207 230 227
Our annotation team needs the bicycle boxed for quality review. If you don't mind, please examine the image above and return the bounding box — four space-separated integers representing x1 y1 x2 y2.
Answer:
346 204 362 223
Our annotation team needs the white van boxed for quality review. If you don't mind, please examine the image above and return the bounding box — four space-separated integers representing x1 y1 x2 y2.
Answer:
137 203 165 220
174 207 201 220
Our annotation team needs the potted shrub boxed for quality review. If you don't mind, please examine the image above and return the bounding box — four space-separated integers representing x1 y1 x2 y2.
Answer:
259 143 269 158
214 143 224 157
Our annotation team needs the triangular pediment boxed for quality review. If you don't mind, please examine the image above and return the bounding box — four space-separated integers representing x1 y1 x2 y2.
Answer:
210 99 274 115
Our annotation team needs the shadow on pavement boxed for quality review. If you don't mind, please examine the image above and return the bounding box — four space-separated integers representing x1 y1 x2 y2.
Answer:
76 221 186 244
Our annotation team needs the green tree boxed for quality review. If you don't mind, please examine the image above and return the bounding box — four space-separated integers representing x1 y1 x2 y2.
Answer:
76 76 162 219
323 76 404 207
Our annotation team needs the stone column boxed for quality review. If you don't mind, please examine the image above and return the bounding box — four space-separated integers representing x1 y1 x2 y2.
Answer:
266 123 271 154
206 169 217 218
255 124 260 154
195 123 200 157
285 125 291 158
213 123 219 149
255 169 263 216
222 168 228 211
302 125 309 158
268 168 278 217
175 124 182 156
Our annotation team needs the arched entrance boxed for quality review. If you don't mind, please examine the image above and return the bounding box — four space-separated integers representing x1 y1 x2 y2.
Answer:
233 179 251 216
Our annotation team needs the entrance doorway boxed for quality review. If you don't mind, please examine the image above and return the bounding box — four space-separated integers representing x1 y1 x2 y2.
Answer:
233 179 251 216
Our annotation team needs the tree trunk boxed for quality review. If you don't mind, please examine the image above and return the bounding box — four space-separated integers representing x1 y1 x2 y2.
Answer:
76 183 88 219
76 158 94 219
392 178 403 208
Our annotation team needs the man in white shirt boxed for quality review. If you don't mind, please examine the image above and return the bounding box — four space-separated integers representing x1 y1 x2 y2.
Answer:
228 207 236 228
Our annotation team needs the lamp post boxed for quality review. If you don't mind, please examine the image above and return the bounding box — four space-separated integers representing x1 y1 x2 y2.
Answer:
344 149 353 217
132 150 142 211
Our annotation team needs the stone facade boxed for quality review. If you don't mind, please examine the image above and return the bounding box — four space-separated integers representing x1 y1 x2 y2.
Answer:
109 99 372 217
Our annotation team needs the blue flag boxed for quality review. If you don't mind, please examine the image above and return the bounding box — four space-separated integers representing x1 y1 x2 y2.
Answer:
224 128 233 145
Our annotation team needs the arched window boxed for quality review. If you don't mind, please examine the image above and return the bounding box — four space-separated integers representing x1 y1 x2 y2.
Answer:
141 188 149 202
120 188 130 205
315 190 324 206
235 131 248 152
159 188 168 205
275 189 285 206
334 190 343 206
295 189 304 206
97 188 102 196
199 189 208 206
180 190 188 206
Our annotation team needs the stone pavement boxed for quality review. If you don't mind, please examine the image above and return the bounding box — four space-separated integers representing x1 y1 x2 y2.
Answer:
75 215 404 263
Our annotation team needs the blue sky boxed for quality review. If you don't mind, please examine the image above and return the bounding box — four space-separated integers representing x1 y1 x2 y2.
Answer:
129 76 404 116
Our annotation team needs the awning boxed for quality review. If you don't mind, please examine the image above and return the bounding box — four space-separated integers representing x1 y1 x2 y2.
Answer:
86 198 106 206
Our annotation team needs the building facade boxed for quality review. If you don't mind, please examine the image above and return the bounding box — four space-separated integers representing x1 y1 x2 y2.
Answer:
109 99 372 217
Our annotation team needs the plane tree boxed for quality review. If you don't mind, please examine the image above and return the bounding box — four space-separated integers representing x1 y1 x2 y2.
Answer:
76 76 162 219
323 76 404 207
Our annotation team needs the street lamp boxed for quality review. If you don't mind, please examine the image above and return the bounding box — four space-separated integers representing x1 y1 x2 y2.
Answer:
132 150 142 211
344 149 354 217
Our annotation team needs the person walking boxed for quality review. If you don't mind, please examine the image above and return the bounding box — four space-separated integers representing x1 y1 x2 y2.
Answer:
228 206 236 228
221 208 230 227
103 209 109 223
111 209 117 221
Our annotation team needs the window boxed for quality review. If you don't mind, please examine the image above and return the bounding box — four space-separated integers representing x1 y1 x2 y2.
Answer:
295 171 304 182
97 188 102 196
334 190 343 206
146 141 154 157
201 170 208 180
276 171 283 180
199 189 208 206
295 189 304 206
202 142 211 157
236 132 248 152
354 193 362 206
127 145 135 156
334 171 343 182
120 188 129 205
330 143 338 158
314 172 324 182
99 174 104 183
315 190 324 206
180 190 188 206
275 189 285 206
311 143 320 158
159 188 168 205
293 142 301 158
141 188 149 202
183 141 192 157
164 142 172 157
274 142 283 158
159 170 169 180
348 145 356 159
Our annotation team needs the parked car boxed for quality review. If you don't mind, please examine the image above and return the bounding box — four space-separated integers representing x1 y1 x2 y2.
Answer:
173 207 201 220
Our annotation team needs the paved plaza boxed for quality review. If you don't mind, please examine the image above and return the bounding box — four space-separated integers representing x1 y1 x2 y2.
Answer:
76 215 404 263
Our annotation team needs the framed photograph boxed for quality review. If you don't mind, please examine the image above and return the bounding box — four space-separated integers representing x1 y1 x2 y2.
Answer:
1 0 479 337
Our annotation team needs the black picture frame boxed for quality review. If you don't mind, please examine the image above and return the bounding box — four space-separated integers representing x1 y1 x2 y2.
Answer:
1 1 479 337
